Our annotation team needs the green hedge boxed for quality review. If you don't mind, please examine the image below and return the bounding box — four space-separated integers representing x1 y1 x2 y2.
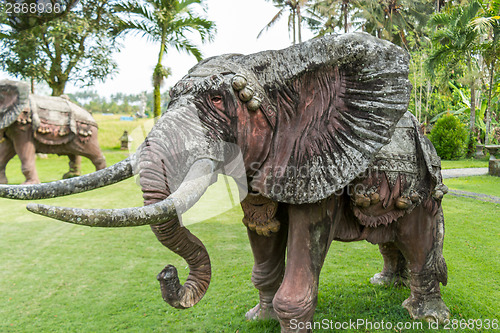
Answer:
429 114 468 160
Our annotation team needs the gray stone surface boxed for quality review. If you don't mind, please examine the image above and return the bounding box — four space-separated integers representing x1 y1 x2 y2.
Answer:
441 168 488 178
442 167 499 204
448 189 500 204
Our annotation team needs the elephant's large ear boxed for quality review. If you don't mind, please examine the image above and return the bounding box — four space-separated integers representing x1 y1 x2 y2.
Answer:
250 33 412 204
0 80 30 129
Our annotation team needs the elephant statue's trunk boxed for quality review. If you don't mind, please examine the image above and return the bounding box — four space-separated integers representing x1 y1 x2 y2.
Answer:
25 105 220 309
138 128 215 309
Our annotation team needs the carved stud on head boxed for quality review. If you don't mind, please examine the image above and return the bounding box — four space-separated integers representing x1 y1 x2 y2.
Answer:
247 96 262 111
232 74 247 91
239 86 254 102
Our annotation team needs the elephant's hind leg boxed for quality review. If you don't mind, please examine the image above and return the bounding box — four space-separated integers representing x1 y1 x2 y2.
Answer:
0 137 16 184
396 205 449 323
370 242 408 287
273 199 334 332
63 154 81 179
245 219 288 321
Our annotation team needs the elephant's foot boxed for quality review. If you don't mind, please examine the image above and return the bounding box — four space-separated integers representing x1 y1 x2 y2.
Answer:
0 176 7 184
245 302 277 321
63 171 81 179
22 179 40 185
370 272 408 287
403 294 450 323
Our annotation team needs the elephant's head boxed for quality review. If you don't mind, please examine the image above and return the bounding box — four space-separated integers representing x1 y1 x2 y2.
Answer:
0 80 30 130
0 32 411 309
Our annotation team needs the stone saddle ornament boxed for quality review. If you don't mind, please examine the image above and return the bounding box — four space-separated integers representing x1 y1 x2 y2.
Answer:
0 33 450 332
0 80 106 184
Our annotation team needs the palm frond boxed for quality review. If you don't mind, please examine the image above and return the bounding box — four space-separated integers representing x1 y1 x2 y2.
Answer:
169 16 215 42
170 37 203 61
257 8 285 39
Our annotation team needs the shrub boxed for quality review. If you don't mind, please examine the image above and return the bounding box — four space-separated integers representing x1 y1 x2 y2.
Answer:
429 113 468 160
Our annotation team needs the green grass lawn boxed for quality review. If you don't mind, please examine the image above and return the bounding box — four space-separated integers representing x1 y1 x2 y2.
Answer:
93 113 152 151
1 156 498 332
440 158 489 169
445 175 500 198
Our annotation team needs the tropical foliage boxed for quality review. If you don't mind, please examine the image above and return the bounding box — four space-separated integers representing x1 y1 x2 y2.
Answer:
429 113 468 160
259 0 311 44
306 0 500 158
0 0 121 96
114 0 215 118
1 0 499 155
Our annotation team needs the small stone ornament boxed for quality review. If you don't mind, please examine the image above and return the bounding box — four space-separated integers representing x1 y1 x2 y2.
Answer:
239 86 254 102
232 74 261 111
247 96 262 111
231 74 247 91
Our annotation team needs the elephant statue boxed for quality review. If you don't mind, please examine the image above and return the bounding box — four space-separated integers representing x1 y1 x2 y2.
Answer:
0 80 106 184
0 32 450 332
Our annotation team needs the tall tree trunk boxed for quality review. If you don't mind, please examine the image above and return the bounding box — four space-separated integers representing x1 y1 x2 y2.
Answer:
425 80 432 123
470 83 476 132
468 57 476 136
50 81 66 96
154 34 166 119
297 5 302 43
418 58 423 122
413 58 418 119
343 1 348 33
485 60 495 145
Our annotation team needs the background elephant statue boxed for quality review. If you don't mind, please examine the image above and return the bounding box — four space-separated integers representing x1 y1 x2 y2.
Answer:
0 80 106 184
0 32 450 332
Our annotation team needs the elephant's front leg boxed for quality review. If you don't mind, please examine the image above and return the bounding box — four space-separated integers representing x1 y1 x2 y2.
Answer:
246 223 288 321
396 206 449 323
8 127 39 184
0 137 16 184
273 199 334 333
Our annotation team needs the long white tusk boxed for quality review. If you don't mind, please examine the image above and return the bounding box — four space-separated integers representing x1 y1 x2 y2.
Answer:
0 155 135 200
26 158 217 227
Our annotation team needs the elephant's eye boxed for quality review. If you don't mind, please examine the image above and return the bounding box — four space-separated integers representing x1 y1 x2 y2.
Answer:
211 95 224 110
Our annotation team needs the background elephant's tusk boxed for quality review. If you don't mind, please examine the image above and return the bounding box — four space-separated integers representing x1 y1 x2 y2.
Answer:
26 158 218 227
0 156 135 200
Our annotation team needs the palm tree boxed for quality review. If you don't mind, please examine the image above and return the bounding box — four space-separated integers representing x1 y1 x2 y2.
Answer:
308 0 359 34
472 0 500 144
259 0 310 44
428 1 482 144
354 0 412 47
116 0 216 118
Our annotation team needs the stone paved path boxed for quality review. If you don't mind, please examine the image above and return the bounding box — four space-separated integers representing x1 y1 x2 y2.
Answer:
447 189 500 204
441 168 500 204
441 167 488 178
